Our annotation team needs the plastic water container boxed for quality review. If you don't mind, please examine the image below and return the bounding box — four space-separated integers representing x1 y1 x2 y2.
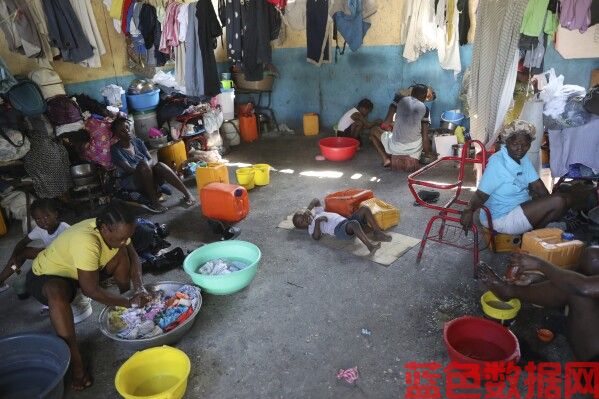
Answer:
195 163 229 191
158 140 187 172
200 183 249 223
239 114 258 142
325 189 374 218
218 89 235 120
303 113 319 136
521 228 585 269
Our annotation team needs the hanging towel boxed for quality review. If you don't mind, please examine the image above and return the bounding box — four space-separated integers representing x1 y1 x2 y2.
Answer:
42 0 95 64
196 0 222 96
224 0 243 65
306 0 332 65
435 0 461 75
241 0 279 81
185 2 204 97
333 0 370 52
403 0 437 62
69 0 107 68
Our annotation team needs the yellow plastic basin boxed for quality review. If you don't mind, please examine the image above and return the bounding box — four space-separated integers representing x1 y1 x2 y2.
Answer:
481 291 521 321
115 346 191 399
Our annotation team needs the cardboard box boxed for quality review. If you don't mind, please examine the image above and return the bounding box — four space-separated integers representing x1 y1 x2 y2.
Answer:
555 25 599 59
592 69 599 88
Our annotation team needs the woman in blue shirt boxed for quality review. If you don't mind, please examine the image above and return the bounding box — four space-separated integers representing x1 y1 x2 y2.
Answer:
111 116 195 213
460 120 594 235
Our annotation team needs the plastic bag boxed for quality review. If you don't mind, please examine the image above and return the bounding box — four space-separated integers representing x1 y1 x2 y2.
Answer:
0 129 30 162
543 94 591 130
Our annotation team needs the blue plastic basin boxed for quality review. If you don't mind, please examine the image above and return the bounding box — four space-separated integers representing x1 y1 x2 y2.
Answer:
441 110 465 124
0 333 70 399
127 89 160 112
183 240 261 295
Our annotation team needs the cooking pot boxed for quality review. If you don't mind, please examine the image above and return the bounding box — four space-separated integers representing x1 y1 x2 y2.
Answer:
70 163 96 178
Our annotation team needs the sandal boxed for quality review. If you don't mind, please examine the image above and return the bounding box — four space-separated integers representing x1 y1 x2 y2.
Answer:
181 196 196 208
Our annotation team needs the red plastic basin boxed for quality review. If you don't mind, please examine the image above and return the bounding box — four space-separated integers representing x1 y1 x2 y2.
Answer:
319 137 359 161
444 316 520 365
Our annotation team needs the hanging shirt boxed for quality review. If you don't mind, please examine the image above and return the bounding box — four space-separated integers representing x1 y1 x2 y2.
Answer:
196 0 223 96
0 0 42 58
177 3 190 41
69 0 107 68
520 0 550 37
559 0 593 33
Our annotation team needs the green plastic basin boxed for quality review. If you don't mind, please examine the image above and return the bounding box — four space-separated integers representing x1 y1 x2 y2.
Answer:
183 240 261 295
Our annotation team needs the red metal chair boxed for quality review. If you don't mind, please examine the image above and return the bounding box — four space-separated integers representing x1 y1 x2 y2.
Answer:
407 140 494 277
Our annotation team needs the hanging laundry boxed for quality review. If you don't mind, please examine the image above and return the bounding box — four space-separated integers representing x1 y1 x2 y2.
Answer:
457 0 470 46
468 0 528 145
159 1 182 55
29 0 60 60
196 0 222 96
103 0 122 33
139 3 159 50
69 0 107 68
333 0 371 52
560 0 593 33
520 0 550 37
222 0 243 65
403 0 437 62
435 0 461 74
177 2 190 40
267 0 287 11
307 0 332 65
185 2 204 97
121 0 134 34
42 0 95 64
0 0 43 58
240 0 280 80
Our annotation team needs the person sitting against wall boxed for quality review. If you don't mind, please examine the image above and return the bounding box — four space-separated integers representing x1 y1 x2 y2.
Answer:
111 116 196 213
369 84 434 170
460 120 596 235
25 202 153 390
478 247 599 363
336 98 381 147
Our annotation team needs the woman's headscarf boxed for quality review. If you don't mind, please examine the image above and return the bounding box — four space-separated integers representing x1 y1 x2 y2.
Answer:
499 119 536 142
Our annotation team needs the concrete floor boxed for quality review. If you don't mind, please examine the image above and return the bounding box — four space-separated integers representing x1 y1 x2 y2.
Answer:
0 135 572 398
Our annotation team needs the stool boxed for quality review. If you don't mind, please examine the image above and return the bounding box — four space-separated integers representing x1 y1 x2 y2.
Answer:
482 228 522 253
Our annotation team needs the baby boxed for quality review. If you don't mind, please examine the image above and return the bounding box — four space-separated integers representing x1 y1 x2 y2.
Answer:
292 198 391 255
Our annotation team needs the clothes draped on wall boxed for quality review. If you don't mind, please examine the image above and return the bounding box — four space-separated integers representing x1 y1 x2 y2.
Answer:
332 0 371 52
435 0 461 75
0 0 105 67
185 2 204 97
196 0 222 96
468 0 528 146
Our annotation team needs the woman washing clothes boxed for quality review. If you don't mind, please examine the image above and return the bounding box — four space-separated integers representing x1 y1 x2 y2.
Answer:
25 202 152 391
111 116 195 213
460 120 596 235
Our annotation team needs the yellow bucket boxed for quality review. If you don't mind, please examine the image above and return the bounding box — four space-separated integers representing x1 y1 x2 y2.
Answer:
115 346 191 399
235 167 255 190
252 164 271 186
480 291 521 322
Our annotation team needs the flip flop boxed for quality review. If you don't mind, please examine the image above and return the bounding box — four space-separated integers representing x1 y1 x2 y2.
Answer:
180 197 196 208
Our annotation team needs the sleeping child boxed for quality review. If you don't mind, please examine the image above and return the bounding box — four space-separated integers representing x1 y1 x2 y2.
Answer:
292 198 391 255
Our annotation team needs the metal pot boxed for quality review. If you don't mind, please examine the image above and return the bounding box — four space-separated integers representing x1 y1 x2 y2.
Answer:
70 163 96 178
440 121 458 132
73 176 98 187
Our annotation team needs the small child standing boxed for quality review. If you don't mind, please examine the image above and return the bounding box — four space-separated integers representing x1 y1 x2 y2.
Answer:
336 99 381 146
292 198 391 255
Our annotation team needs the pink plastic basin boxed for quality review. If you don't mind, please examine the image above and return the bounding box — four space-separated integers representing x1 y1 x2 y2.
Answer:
318 137 359 161
444 316 520 365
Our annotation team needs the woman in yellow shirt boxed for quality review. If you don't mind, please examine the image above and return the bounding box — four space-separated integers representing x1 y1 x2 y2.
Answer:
25 202 151 391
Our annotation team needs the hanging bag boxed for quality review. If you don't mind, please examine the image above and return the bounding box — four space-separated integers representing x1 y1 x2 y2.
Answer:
0 128 30 162
6 78 47 117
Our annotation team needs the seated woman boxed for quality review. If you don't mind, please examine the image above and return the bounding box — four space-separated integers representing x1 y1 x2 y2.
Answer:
25 202 152 390
111 116 195 213
369 84 433 170
460 120 595 235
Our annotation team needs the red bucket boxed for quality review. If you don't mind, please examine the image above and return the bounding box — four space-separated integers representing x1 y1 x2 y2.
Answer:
443 316 520 365
318 137 359 161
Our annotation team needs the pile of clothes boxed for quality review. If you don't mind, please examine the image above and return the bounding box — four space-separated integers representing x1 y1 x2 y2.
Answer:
108 284 200 340
198 258 249 275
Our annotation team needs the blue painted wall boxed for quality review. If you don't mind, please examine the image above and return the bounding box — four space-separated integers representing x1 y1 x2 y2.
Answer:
64 42 598 131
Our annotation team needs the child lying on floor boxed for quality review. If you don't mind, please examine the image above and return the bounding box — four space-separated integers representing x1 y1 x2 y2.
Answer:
292 198 391 255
